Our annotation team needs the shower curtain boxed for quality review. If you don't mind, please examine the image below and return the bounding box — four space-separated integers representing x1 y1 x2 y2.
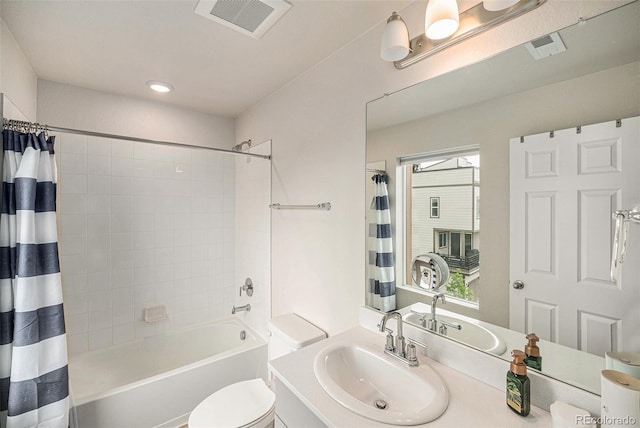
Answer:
0 129 69 428
368 173 396 312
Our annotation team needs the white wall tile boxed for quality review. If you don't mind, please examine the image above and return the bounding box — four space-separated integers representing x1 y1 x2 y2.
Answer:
112 213 134 233
134 267 155 286
89 310 112 331
87 271 111 293
112 268 133 289
60 235 86 256
133 142 154 160
112 250 134 271
88 327 112 350
113 305 134 326
111 140 133 158
66 313 89 335
113 323 134 344
134 177 154 195
111 176 134 195
62 273 88 295
134 231 154 249
61 174 87 194
111 195 134 213
87 215 111 236
87 155 111 176
111 158 134 177
87 195 111 214
59 134 87 154
134 196 154 214
134 214 154 232
60 153 87 175
67 333 88 356
88 175 111 194
134 159 154 177
87 137 111 157
61 254 87 276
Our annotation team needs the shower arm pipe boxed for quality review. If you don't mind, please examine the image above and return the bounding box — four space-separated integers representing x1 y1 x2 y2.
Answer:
3 119 271 160
269 202 331 210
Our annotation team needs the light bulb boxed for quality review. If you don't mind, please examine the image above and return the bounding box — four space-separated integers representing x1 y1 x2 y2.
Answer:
425 0 460 40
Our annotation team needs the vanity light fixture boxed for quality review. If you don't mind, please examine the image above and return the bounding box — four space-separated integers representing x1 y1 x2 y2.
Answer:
381 0 546 69
146 80 174 93
380 12 410 62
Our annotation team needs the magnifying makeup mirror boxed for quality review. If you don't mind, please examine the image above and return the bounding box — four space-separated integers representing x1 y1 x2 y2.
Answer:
411 253 450 290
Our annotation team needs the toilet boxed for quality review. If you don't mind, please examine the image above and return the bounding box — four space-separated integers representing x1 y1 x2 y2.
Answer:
188 313 326 428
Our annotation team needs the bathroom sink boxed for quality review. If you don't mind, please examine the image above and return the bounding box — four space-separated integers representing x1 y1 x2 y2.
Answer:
313 342 448 425
404 312 507 356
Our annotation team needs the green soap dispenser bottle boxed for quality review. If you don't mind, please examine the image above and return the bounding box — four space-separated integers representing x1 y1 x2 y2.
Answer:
506 350 530 416
524 333 542 370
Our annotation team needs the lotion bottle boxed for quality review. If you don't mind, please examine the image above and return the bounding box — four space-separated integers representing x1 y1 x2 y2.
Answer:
524 333 542 370
506 350 530 416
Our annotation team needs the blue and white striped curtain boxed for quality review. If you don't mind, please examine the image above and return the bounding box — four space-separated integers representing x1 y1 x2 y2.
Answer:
368 173 396 312
0 129 69 428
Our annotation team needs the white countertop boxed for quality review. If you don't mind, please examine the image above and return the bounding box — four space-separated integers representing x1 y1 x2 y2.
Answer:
269 326 552 427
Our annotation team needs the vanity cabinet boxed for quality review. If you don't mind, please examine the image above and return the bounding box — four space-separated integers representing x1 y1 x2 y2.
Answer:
274 380 326 428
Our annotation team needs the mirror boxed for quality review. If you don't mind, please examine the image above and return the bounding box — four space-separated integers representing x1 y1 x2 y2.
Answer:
366 2 640 395
411 254 450 291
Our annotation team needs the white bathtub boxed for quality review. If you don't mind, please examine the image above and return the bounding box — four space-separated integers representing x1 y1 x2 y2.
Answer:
69 318 267 428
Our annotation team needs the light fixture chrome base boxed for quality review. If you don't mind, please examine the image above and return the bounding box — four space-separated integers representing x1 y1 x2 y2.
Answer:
394 0 546 69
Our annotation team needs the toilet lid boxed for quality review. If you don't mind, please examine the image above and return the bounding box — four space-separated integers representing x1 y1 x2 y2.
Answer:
189 379 275 428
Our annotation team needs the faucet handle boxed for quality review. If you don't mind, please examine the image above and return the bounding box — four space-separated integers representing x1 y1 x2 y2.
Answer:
407 337 428 350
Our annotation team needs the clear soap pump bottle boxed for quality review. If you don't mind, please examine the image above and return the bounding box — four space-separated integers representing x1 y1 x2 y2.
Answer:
506 350 530 416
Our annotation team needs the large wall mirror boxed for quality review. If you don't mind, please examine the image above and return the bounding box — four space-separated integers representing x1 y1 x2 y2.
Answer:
366 1 639 395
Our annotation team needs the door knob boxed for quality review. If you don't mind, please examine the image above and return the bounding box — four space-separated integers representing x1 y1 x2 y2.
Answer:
512 280 525 289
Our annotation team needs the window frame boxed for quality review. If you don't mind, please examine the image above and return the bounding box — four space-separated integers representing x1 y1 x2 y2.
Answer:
430 197 440 218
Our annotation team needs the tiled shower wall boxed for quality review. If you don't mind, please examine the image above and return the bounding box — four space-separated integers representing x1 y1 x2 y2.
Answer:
56 132 237 356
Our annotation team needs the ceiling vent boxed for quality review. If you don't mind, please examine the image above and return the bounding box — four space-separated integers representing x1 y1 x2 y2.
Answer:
525 32 567 60
195 0 291 39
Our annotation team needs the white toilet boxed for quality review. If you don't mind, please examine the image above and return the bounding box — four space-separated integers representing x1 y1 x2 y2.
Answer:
188 313 326 428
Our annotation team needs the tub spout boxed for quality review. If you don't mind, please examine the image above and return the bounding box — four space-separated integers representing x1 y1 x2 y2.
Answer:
232 304 251 314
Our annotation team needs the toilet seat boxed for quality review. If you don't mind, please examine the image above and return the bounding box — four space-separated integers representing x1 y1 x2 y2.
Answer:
188 379 275 428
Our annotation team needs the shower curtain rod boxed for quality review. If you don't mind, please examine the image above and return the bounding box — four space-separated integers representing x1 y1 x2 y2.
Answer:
2 118 271 160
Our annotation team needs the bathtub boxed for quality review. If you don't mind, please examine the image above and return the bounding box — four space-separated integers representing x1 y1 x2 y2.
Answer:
69 318 267 428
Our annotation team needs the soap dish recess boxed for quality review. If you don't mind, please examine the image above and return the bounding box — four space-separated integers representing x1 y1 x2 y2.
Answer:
143 305 168 323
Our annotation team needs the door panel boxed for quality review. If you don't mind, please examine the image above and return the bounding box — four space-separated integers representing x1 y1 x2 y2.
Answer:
510 117 639 355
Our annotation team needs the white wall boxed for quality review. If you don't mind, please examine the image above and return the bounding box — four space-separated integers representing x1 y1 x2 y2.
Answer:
236 1 630 335
37 80 235 149
0 17 37 120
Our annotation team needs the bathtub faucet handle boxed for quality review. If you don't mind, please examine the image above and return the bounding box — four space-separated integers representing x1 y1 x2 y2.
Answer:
239 278 254 297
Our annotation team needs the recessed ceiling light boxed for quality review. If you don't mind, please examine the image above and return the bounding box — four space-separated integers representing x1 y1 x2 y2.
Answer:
146 80 174 93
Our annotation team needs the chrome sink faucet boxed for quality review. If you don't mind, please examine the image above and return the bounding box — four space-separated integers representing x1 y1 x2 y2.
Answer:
378 312 426 367
428 293 446 332
379 311 406 357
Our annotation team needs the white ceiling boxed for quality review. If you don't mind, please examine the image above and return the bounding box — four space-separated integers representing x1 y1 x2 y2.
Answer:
1 0 410 118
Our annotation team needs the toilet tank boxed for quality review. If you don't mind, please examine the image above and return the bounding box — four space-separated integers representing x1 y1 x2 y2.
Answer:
268 313 326 361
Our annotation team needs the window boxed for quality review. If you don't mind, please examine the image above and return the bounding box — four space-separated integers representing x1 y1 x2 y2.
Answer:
439 232 447 248
430 197 440 218
403 148 480 305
